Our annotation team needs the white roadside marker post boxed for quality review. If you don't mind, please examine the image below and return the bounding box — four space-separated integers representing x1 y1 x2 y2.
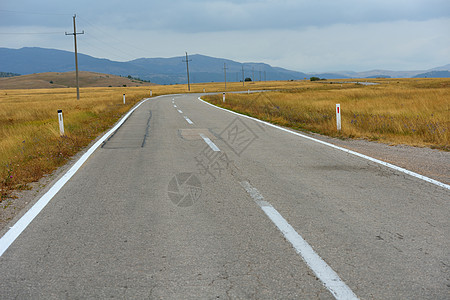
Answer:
223 92 225 103
123 94 126 104
57 109 65 136
150 90 152 97
336 104 341 131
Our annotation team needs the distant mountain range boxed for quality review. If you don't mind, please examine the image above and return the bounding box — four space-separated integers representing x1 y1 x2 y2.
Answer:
0 47 449 85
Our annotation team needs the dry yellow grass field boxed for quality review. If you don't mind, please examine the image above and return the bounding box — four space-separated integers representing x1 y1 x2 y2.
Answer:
0 81 275 199
204 78 449 149
0 87 153 199
1 78 448 200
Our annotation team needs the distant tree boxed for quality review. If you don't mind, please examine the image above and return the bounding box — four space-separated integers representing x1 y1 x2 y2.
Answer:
244 77 252 82
310 77 320 81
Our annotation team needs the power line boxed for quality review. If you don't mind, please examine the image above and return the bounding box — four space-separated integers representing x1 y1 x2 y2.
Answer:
0 32 62 35
80 30 136 61
65 15 84 100
0 12 149 63
77 16 148 60
223 63 228 91
78 37 130 62
0 9 71 16
183 52 192 91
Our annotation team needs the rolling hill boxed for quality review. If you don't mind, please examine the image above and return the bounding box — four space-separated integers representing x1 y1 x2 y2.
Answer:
0 71 156 89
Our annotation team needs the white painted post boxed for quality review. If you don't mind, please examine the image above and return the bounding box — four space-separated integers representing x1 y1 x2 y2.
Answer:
223 92 225 103
57 109 65 136
336 104 341 131
248 89 250 94
150 90 152 97
203 88 205 93
123 94 126 104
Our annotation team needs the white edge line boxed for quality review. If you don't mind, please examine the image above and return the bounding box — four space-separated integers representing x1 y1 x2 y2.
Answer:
177 109 183 114
240 181 358 300
198 97 450 190
199 133 220 152
0 96 159 257
183 116 194 125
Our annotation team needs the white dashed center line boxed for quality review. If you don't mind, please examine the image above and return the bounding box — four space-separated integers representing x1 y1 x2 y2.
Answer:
199 133 220 152
183 116 194 125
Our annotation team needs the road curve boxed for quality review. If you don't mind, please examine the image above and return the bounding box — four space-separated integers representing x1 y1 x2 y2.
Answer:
0 93 448 299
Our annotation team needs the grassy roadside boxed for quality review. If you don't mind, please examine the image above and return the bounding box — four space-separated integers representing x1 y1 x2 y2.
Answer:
1 79 448 201
0 81 277 201
0 87 154 200
203 78 449 150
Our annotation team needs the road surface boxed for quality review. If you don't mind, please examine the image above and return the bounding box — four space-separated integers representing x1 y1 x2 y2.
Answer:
0 94 448 299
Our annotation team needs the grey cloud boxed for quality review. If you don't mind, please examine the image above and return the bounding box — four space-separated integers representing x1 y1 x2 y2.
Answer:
2 0 449 32
98 0 450 32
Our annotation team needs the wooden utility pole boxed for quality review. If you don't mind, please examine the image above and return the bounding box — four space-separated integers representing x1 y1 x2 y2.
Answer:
242 65 245 86
223 63 228 91
183 52 192 91
65 14 84 100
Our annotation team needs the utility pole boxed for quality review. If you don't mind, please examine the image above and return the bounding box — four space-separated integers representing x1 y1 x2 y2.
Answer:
223 63 228 91
264 70 266 81
242 65 245 86
252 67 254 82
183 52 192 91
65 14 84 100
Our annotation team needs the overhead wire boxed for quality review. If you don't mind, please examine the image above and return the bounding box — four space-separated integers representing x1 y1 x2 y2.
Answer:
77 15 150 61
0 32 62 35
0 9 71 16
0 10 153 62
78 35 132 62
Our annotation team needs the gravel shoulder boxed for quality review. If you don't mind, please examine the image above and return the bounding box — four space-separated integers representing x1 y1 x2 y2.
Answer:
306 132 449 186
1 125 449 234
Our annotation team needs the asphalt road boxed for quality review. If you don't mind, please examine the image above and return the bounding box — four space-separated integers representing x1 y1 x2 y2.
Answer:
0 94 448 299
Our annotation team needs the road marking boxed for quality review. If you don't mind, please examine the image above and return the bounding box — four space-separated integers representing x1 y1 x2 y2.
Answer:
177 109 183 114
199 133 220 151
184 116 194 125
0 96 164 257
198 97 450 190
174 104 177 108
240 181 358 300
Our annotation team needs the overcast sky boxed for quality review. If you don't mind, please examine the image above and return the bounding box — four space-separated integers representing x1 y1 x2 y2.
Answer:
1 0 449 72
